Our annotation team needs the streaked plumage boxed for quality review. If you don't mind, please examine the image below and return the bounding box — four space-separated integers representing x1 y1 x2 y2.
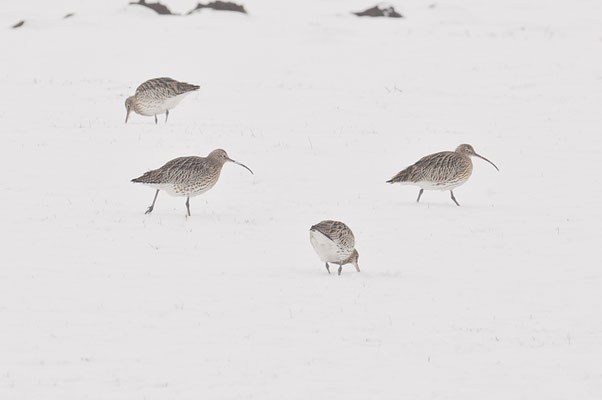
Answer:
125 77 200 124
309 220 360 275
132 149 253 216
387 144 499 206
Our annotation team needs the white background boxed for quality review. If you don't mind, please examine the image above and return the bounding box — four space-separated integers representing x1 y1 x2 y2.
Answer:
1 0 601 398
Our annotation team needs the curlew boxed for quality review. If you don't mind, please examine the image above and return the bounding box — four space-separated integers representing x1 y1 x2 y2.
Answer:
387 144 499 206
309 220 360 276
132 149 253 216
125 77 199 124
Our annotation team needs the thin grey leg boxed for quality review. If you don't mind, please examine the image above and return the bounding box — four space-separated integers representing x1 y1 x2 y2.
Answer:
450 190 460 206
416 188 424 203
154 114 158 124
165 110 169 123
145 190 159 214
325 262 330 274
185 197 191 216
338 265 343 276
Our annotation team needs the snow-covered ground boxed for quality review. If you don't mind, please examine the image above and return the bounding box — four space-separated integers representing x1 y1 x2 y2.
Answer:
1 0 601 398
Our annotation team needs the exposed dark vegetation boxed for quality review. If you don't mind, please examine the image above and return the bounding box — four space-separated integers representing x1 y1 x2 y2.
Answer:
187 1 247 15
129 0 173 15
353 5 403 18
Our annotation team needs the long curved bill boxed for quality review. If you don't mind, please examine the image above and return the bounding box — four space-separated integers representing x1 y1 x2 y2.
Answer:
475 153 499 171
125 108 131 124
228 158 254 175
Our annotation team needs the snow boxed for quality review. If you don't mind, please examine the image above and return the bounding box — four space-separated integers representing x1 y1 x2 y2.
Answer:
1 0 602 398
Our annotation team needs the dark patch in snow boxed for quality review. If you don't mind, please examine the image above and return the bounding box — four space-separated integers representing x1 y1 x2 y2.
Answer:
12 20 25 29
187 1 247 15
129 0 174 15
63 13 75 19
353 5 403 18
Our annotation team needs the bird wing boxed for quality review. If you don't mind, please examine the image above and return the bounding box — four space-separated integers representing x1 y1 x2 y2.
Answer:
136 78 199 97
311 220 355 248
389 151 463 183
132 156 207 184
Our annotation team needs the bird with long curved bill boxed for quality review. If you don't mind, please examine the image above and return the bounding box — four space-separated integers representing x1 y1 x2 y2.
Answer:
387 144 499 206
132 149 253 216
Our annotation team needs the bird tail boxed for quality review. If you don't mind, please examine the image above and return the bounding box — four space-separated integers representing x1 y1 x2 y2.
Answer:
386 166 414 183
179 82 200 92
131 171 155 183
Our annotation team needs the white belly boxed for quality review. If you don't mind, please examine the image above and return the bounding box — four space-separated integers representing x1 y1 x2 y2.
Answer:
162 92 191 110
145 183 212 197
309 230 353 263
411 178 468 191
138 93 191 115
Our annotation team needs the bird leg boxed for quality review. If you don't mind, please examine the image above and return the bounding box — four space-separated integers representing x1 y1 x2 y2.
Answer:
165 110 169 123
185 197 191 216
154 114 158 124
325 262 330 274
145 190 159 214
338 265 343 276
416 188 424 203
450 190 460 206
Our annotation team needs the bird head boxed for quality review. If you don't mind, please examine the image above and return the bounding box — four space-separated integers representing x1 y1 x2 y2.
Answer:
208 149 254 175
124 96 135 123
455 144 499 171
350 249 360 272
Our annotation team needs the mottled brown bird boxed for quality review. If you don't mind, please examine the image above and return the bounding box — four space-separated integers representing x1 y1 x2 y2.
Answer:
125 77 199 124
310 220 360 276
387 144 499 206
132 149 253 216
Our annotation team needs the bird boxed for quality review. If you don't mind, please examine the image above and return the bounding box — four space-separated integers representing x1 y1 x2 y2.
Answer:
131 149 253 216
125 77 199 124
309 220 360 276
386 144 499 206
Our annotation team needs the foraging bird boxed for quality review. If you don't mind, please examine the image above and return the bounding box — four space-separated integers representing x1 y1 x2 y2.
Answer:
387 144 499 206
125 77 199 124
309 220 360 276
132 149 253 216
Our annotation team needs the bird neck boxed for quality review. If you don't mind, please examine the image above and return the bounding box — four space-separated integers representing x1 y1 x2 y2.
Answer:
342 251 357 265
455 151 473 163
208 159 227 174
132 97 143 113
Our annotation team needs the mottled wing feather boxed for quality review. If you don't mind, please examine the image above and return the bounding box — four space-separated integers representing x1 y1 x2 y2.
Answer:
136 77 200 99
132 156 209 184
388 151 470 183
310 220 355 249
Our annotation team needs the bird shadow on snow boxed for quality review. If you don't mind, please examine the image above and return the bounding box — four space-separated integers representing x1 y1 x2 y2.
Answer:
398 200 499 211
129 209 257 225
292 267 403 280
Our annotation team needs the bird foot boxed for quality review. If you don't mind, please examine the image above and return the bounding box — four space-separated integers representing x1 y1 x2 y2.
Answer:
145 206 153 215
